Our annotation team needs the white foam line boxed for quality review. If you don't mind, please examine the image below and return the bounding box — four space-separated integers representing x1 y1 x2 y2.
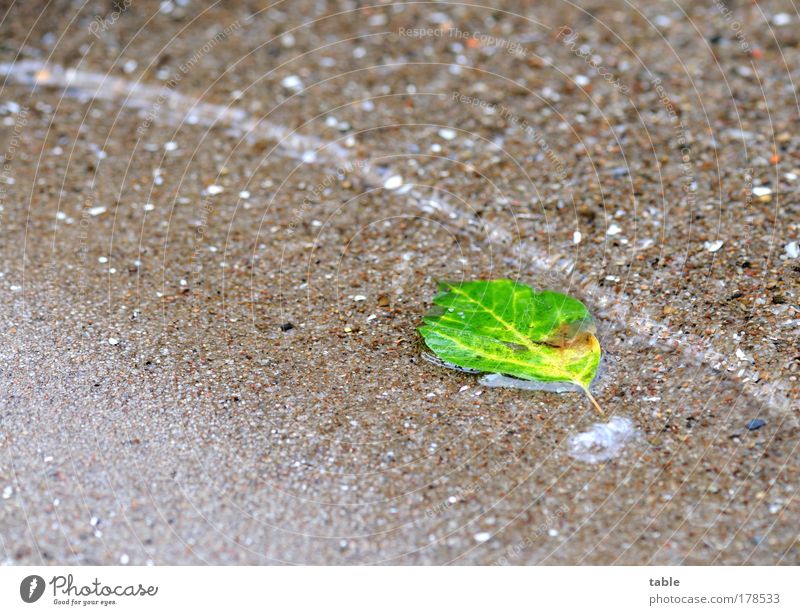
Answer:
2 60 790 413
0 60 349 162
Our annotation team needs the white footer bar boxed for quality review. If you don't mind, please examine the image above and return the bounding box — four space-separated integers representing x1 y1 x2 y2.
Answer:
1 566 796 613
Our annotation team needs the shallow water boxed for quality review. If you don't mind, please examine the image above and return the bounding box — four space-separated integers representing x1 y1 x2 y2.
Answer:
479 373 582 394
567 416 639 464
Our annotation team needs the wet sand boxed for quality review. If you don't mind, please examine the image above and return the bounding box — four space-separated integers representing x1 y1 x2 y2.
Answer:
0 1 798 564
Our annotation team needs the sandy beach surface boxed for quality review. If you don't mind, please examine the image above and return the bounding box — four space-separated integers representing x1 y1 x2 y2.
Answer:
0 0 798 564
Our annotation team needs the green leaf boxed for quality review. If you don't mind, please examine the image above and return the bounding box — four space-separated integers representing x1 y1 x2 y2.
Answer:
418 279 603 414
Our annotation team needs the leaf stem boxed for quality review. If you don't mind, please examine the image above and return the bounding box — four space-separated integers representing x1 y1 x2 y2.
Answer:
583 388 604 416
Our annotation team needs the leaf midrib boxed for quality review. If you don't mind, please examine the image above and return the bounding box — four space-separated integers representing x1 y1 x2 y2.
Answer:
447 284 537 352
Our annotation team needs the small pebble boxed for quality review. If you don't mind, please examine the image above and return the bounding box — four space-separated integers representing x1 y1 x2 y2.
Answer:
280 322 294 332
474 532 491 543
2 485 12 499
120 554 129 565
87 206 106 216
735 348 752 362
281 75 303 91
746 419 765 431
773 13 791 26
207 184 223 195
784 241 798 259
704 240 724 253
438 128 456 140
752 186 772 202
607 223 622 236
108 337 119 346
383 175 404 190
